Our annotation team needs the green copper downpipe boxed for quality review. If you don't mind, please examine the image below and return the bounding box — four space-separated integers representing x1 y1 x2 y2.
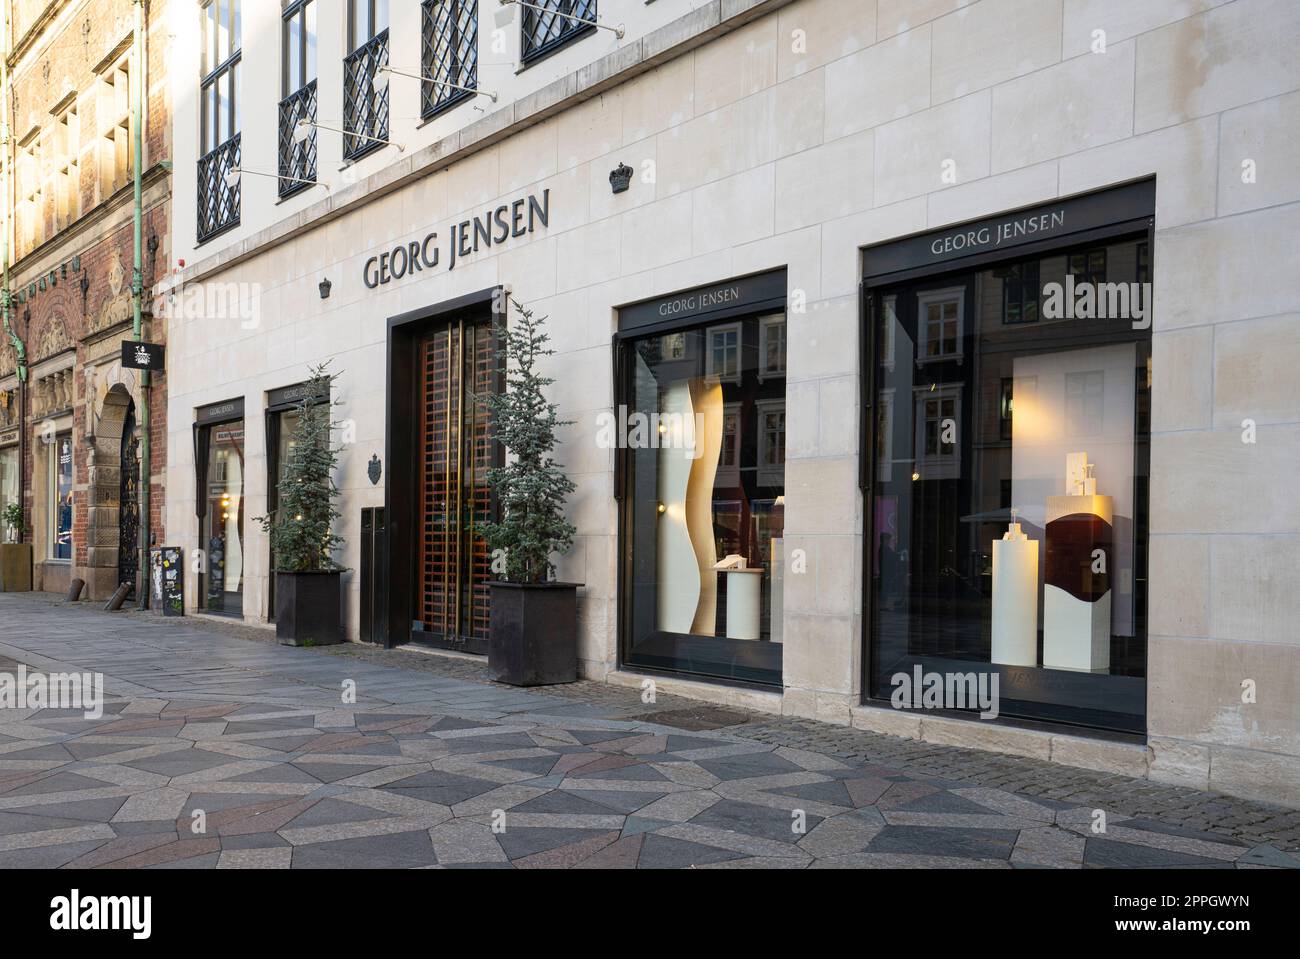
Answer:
133 0 151 608
2 0 30 546
1 0 28 384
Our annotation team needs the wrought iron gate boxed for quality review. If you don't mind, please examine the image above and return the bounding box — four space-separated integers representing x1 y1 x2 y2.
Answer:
416 317 496 651
118 403 141 597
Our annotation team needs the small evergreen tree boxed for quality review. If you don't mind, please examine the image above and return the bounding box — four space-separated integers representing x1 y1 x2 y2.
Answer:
256 363 345 571
479 295 576 583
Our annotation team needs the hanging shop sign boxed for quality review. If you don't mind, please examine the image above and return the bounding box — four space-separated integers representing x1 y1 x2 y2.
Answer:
121 340 166 372
363 189 550 289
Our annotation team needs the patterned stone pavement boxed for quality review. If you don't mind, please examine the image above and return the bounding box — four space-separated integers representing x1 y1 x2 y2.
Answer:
0 593 1297 870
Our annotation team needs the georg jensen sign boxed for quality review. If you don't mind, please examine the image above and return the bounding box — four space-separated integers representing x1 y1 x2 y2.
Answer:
363 190 550 289
862 179 1156 281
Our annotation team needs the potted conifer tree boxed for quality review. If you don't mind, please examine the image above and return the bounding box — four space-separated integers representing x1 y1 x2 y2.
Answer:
0 502 32 592
256 363 345 646
480 295 579 685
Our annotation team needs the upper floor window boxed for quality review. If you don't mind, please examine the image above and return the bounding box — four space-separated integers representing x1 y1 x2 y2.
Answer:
54 106 81 231
198 0 242 241
421 0 478 118
16 137 43 256
759 314 786 380
344 0 390 160
917 287 964 363
280 0 319 196
521 0 596 64
97 57 131 200
349 0 389 51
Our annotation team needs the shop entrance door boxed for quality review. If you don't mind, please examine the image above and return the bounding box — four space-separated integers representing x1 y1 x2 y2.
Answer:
413 317 496 653
117 401 141 598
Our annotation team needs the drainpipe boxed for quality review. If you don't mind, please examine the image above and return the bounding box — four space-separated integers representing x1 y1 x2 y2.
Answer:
1 0 31 544
133 0 150 607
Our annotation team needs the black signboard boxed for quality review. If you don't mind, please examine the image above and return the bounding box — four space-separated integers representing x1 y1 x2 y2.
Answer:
617 268 788 334
862 178 1156 282
267 380 330 411
150 546 184 617
122 340 166 371
195 397 245 425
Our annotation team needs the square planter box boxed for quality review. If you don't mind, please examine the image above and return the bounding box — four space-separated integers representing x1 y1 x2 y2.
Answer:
0 543 33 592
488 582 578 686
275 570 343 646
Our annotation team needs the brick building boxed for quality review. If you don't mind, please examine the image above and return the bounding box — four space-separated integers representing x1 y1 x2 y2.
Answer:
1 0 171 600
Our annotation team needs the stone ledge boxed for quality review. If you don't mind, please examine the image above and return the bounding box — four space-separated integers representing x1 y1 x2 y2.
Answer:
851 703 1153 777
602 669 783 716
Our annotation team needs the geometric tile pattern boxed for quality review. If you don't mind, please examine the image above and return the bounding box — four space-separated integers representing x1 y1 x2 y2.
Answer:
0 594 1296 870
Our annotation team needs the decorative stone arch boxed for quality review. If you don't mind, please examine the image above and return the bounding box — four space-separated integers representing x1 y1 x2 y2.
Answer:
84 377 141 600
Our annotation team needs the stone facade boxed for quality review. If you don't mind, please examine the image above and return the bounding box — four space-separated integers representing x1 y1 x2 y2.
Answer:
2 0 171 599
164 0 1300 805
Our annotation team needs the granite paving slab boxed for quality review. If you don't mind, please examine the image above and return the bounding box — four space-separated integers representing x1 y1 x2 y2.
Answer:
0 591 1295 869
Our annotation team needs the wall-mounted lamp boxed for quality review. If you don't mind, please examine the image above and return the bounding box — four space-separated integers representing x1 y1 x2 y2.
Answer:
494 0 625 38
224 165 330 192
293 117 404 153
609 162 633 194
319 278 332 299
373 64 497 103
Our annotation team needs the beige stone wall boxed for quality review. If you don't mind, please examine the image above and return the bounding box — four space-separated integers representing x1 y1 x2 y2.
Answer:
167 0 1300 803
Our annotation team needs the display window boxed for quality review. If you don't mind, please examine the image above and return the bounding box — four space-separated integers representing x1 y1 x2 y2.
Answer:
867 233 1151 732
51 433 73 560
200 418 246 615
619 307 786 686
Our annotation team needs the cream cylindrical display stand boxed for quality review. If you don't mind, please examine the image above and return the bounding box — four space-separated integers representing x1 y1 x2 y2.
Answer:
720 567 765 640
991 522 1038 666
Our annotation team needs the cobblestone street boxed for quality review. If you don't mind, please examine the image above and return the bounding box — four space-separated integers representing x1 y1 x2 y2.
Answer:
1 592 1297 869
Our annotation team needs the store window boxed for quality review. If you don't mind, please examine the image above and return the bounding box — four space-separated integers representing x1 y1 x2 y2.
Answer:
199 412 245 616
1 445 19 534
619 273 788 686
265 381 329 618
868 226 1151 733
51 434 73 560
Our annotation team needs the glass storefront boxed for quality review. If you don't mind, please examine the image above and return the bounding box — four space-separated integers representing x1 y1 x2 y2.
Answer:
201 418 246 615
619 276 787 686
867 230 1151 732
52 433 73 560
0 445 17 535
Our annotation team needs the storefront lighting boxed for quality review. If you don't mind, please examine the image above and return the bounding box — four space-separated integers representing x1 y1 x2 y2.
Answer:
319 278 332 299
494 0 625 38
293 118 403 153
224 165 329 192
657 503 666 514
372 64 497 103
912 472 921 482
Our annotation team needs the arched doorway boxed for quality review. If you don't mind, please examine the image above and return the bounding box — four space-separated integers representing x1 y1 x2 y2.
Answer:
117 400 141 597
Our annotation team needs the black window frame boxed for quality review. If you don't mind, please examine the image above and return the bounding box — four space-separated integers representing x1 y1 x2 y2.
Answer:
197 0 242 242
279 0 319 198
520 0 597 66
343 2 390 162
421 0 479 119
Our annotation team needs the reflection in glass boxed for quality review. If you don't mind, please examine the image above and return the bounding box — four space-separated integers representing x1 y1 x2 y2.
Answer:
871 236 1151 731
624 313 786 685
203 420 245 615
53 434 73 560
